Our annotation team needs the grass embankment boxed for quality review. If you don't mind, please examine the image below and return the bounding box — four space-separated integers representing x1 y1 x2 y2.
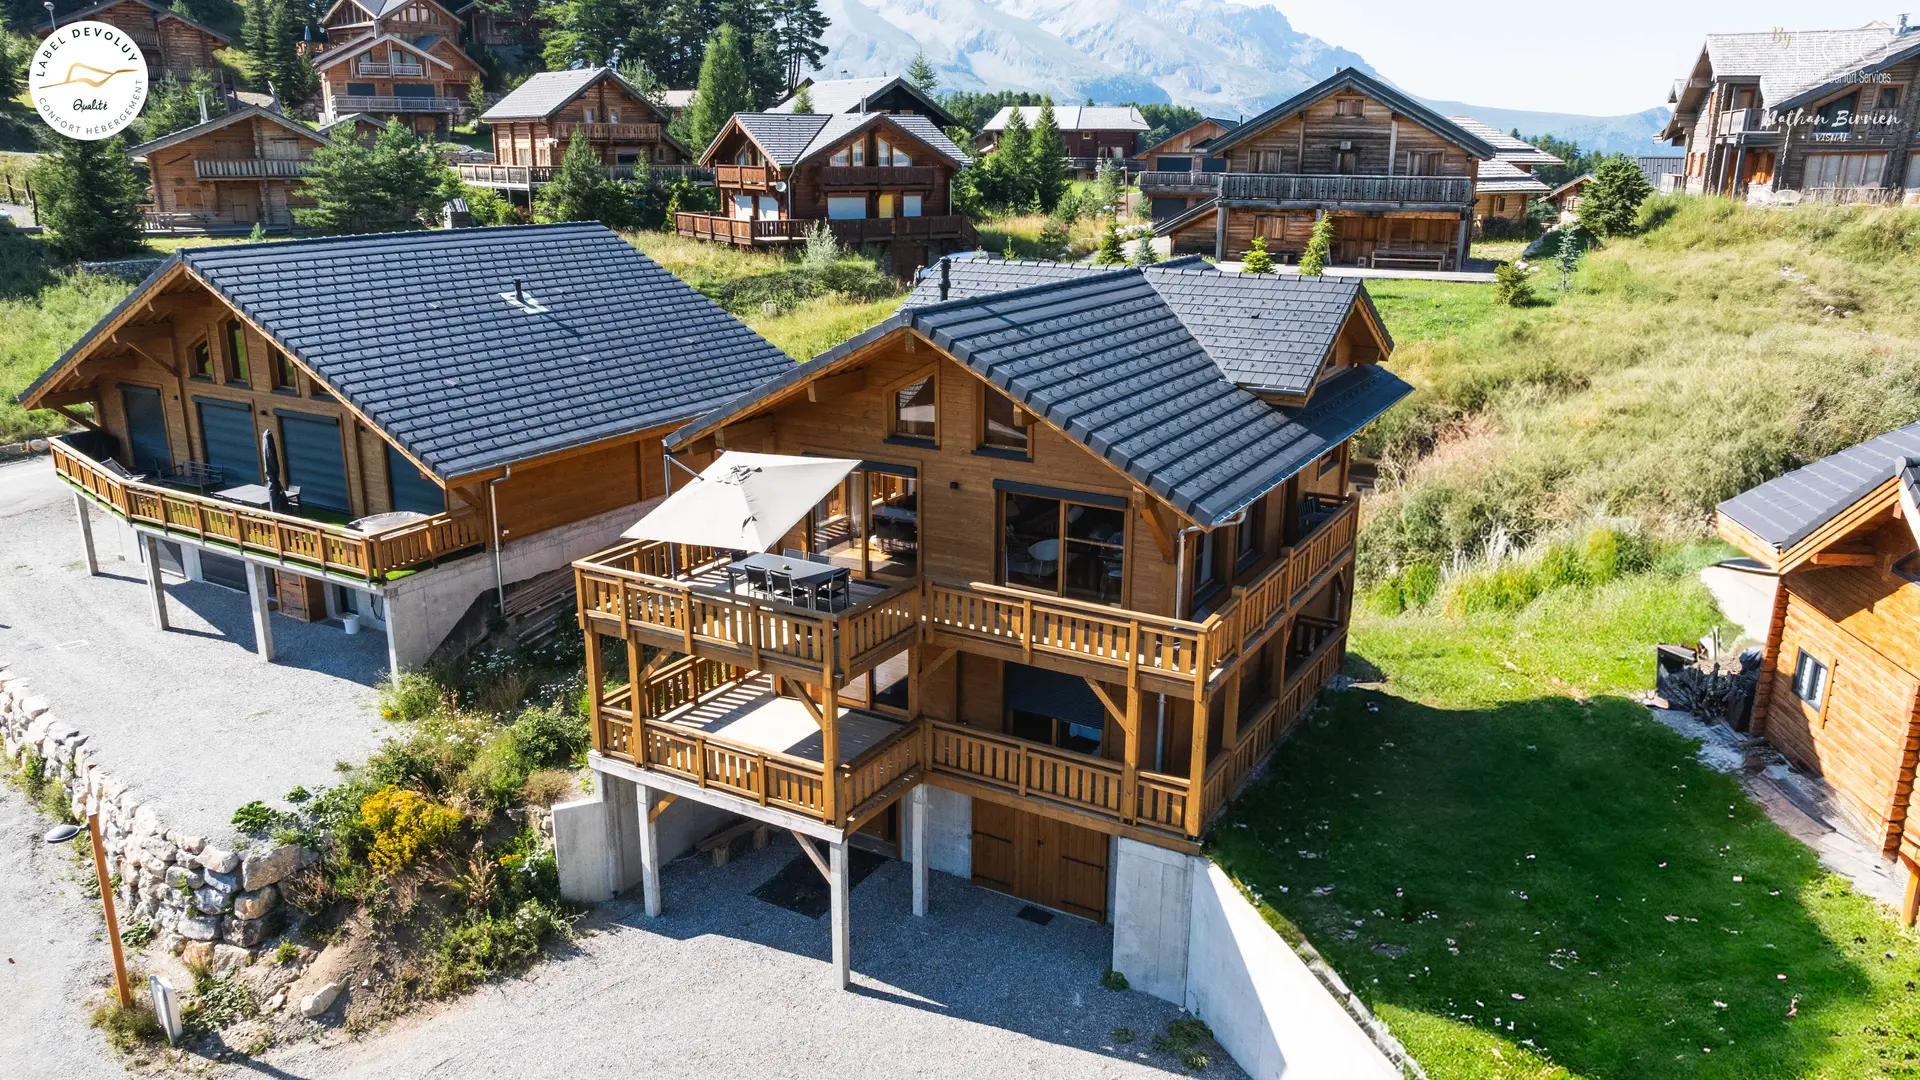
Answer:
1212 557 1919 1080
1360 196 1920 584
0 229 136 443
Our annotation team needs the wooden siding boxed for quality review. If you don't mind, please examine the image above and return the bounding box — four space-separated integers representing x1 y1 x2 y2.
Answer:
143 115 323 230
50 1 226 82
486 75 681 168
1223 93 1476 178
1181 206 1467 264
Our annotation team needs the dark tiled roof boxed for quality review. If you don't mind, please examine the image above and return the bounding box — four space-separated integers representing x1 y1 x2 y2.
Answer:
149 225 791 480
675 266 1405 526
1476 158 1551 195
1717 420 1920 552
1703 28 1893 103
49 0 232 42
1774 32 1920 110
482 67 626 121
1210 68 1499 160
770 75 959 127
723 112 971 168
1447 116 1563 166
901 255 1210 306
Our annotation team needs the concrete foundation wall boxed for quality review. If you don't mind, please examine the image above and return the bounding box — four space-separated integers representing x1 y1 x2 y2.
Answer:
1110 837 1194 1003
554 770 738 903
384 495 662 670
1185 862 1401 1080
906 784 971 879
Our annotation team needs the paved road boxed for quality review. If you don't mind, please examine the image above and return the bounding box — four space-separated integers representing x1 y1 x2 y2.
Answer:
0 785 120 1080
223 841 1237 1080
0 458 390 843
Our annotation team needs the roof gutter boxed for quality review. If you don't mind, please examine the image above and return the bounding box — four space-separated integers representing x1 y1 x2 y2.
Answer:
488 463 511 614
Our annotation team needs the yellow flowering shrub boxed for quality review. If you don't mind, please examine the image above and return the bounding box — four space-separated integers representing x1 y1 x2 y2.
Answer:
361 787 461 875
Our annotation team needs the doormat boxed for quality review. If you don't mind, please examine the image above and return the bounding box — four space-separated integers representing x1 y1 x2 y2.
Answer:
750 848 886 918
1015 904 1055 926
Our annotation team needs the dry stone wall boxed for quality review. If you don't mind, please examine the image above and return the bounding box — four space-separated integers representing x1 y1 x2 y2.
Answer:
0 669 312 969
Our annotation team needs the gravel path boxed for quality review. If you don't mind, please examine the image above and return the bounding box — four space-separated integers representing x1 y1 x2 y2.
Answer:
0 458 392 843
228 840 1242 1080
0 785 121 1079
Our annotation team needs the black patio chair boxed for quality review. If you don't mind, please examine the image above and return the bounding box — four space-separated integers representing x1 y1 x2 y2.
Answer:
745 565 770 595
808 568 851 612
768 569 804 608
783 548 808 560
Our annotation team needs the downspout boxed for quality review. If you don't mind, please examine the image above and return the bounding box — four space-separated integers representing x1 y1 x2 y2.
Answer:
488 463 512 613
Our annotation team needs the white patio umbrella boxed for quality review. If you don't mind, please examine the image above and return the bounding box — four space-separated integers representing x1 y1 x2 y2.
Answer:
622 451 860 553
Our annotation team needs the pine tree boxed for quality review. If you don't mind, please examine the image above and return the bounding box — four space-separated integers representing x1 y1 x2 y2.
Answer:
790 83 814 112
771 0 827 90
1242 234 1274 274
906 50 938 94
138 69 226 142
297 119 450 233
1552 228 1583 291
536 128 637 226
1094 219 1126 265
30 136 145 260
988 106 1032 209
1027 98 1068 213
688 25 754 155
1298 215 1333 275
269 0 319 107
1577 153 1653 238
1131 231 1158 265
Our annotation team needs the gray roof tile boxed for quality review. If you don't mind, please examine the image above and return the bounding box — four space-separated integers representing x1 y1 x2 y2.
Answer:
1476 158 1551 195
1212 68 1500 160
1718 419 1920 551
482 67 632 121
769 76 958 126
725 112 970 168
164 224 794 480
1702 28 1895 103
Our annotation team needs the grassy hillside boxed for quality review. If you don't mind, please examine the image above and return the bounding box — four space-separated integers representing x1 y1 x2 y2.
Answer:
0 229 137 444
1360 196 1920 587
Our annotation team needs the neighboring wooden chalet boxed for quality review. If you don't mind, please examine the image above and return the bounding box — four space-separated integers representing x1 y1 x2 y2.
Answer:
1660 25 1920 203
1547 174 1592 220
562 256 1409 992
313 0 483 133
679 111 976 277
770 75 960 128
1448 115 1559 230
39 0 231 83
1136 117 1237 221
465 67 692 202
130 106 327 234
977 105 1150 176
1715 422 1920 927
1150 68 1498 270
15 224 793 673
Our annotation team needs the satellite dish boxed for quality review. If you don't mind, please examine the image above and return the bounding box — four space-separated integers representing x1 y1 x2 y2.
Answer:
773 181 788 192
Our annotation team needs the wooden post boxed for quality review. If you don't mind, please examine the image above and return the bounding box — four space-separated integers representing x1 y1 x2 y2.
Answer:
141 534 170 631
87 814 133 1008
1749 576 1789 737
1222 668 1242 752
909 783 929 917
73 491 98 576
244 560 275 662
821 679 840 825
583 627 604 753
828 838 851 988
1121 684 1141 824
1186 686 1209 837
907 643 921 720
1901 857 1918 927
626 636 646 766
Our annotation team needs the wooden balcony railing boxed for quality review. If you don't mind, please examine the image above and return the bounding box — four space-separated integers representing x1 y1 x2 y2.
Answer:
1138 170 1223 196
923 580 1209 693
330 94 463 114
715 164 774 189
1218 173 1473 206
1203 496 1358 669
194 158 311 180
52 439 485 583
819 165 936 188
355 58 425 76
593 654 923 826
1199 629 1345 821
926 720 1191 832
676 212 976 247
554 122 662 141
457 163 715 187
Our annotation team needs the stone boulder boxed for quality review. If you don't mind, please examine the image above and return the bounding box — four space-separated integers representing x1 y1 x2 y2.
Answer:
299 982 342 1019
232 885 278 921
240 845 314 891
177 915 222 942
197 845 240 875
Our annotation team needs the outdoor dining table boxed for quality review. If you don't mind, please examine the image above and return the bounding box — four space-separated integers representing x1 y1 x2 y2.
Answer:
213 483 301 510
727 552 845 604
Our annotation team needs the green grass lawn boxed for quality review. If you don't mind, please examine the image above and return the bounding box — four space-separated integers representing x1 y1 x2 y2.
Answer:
1211 567 1920 1080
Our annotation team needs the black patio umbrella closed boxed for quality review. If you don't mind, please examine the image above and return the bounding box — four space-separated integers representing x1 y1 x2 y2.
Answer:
261 429 291 514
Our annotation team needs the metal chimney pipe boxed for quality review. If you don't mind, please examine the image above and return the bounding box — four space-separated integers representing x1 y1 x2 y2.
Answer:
514 277 524 305
939 256 951 301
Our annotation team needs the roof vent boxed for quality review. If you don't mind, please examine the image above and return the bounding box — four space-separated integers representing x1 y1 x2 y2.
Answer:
939 257 951 301
499 277 549 314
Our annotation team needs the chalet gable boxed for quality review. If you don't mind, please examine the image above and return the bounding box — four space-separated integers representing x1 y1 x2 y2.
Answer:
702 112 971 170
480 67 668 124
127 105 330 159
38 0 232 44
1717 419 1920 571
314 31 457 71
1140 118 1236 160
770 75 960 128
1206 67 1499 161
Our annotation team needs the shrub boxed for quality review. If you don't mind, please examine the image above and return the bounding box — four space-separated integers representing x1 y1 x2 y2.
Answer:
380 670 445 725
361 787 462 875
1242 235 1274 274
426 899 571 995
1099 967 1129 991
1494 262 1533 307
272 940 300 966
1093 220 1127 265
519 769 576 808
120 918 158 949
801 219 840 275
508 703 589 770
184 971 258 1034
91 992 165 1051
1299 215 1333 275
231 800 282 834
458 731 527 812
1577 153 1653 238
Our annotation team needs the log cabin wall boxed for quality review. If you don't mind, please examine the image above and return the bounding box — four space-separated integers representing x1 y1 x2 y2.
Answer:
143 116 323 229
1774 57 1920 192
71 2 226 82
1221 94 1476 178
487 77 681 168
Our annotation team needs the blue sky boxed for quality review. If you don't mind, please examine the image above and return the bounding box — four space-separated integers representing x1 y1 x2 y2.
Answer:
1282 2 1902 115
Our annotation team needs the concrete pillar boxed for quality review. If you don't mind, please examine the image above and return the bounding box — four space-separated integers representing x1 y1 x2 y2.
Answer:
244 561 275 662
73 492 98 576
828 838 851 989
141 534 170 631
909 785 928 917
636 784 662 918
383 602 402 679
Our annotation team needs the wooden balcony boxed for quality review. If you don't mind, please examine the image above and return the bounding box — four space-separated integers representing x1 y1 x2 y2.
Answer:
52 439 486 583
1219 173 1473 207
193 158 311 180
592 658 924 828
675 212 976 248
554 122 662 141
1197 628 1346 821
1138 170 1222 196
818 165 937 188
355 58 424 76
715 164 775 189
927 720 1192 833
329 94 463 114
456 163 714 187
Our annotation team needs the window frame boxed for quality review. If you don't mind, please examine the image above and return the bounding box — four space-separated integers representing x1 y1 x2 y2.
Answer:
188 338 213 380
976 383 1031 459
885 365 939 446
267 345 298 393
1791 647 1830 713
997 488 1128 605
224 319 250 385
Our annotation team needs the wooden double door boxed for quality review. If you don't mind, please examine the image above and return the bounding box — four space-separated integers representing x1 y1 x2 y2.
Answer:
971 800 1109 922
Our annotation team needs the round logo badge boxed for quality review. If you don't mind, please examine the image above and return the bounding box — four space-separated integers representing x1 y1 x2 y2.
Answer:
29 21 149 141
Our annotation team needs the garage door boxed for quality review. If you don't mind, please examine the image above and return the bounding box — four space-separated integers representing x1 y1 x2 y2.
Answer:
278 412 350 512
195 398 258 485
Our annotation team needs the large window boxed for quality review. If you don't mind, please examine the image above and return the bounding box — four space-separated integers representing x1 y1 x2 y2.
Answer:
1236 500 1264 563
1791 649 1829 710
1814 92 1857 133
268 346 296 391
190 339 212 379
1803 151 1887 189
891 374 936 441
980 387 1027 454
1001 490 1126 603
827 196 866 220
225 319 249 384
807 466 917 579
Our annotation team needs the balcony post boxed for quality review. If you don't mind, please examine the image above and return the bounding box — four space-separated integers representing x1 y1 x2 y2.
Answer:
636 784 663 917
244 560 276 662
821 678 840 825
1121 683 1140 825
627 636 648 767
828 837 851 988
583 619 604 753
72 491 99 576
908 783 928 917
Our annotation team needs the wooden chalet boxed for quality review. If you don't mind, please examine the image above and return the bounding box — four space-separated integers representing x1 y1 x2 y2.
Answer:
1136 117 1237 222
1715 423 1920 927
1660 25 1920 203
1546 174 1592 220
769 75 960 128
130 106 327 234
465 67 695 203
313 0 483 133
1448 115 1558 231
39 0 231 83
1149 68 1498 270
678 111 976 277
564 256 1410 987
976 105 1149 177
15 224 792 673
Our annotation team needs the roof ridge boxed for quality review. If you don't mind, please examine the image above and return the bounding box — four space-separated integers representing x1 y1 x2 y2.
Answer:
182 222 608 260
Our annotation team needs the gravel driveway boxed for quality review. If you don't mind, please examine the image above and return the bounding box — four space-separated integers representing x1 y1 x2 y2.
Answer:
228 839 1243 1080
0 458 392 843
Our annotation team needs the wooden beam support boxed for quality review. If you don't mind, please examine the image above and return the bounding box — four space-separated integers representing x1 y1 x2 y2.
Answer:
791 830 832 882
1136 493 1175 560
1809 551 1877 567
49 404 103 433
646 793 678 823
1084 677 1129 736
921 646 957 678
